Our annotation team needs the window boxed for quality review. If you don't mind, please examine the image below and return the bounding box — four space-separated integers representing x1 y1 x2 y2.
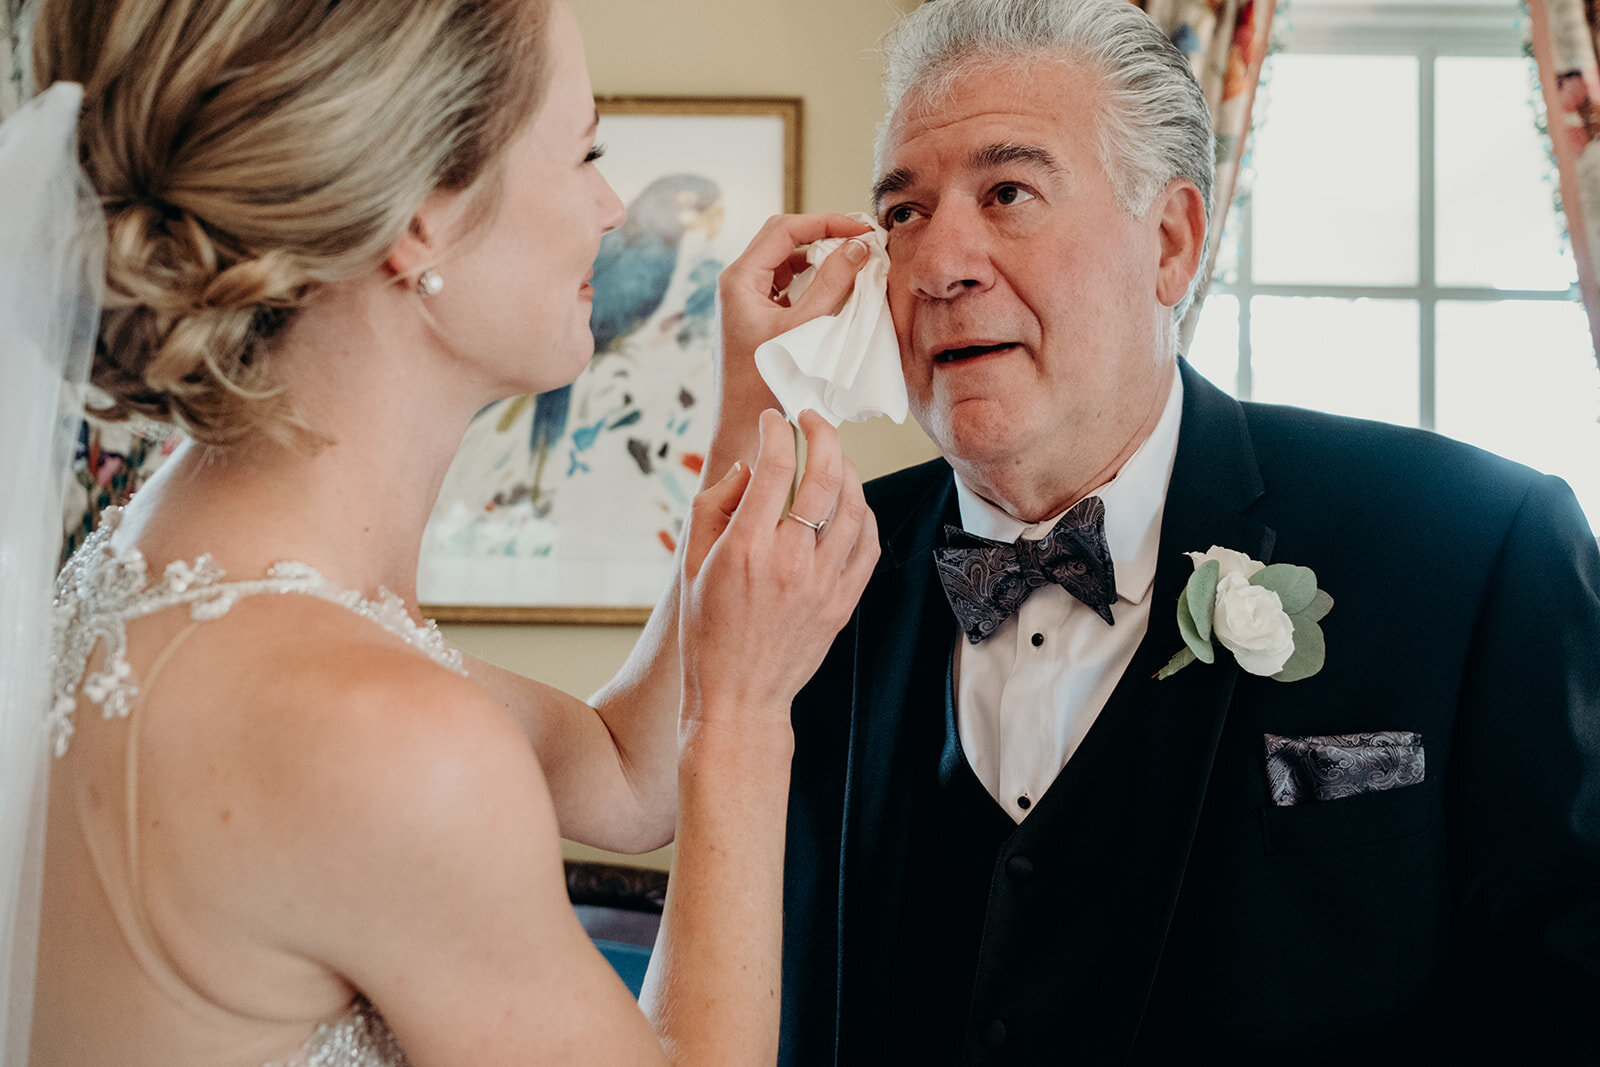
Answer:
1187 0 1600 527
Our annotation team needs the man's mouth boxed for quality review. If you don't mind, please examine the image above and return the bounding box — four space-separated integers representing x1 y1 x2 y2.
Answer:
934 342 1018 364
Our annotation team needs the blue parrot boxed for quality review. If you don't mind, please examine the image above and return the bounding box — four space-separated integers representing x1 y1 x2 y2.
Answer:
505 173 723 501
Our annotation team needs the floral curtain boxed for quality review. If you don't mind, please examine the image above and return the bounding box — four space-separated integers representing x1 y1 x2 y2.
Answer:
1138 0 1276 347
897 1 1277 346
1529 0 1600 366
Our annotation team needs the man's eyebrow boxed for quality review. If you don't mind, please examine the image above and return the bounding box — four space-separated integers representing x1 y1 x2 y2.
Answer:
870 143 1064 209
586 108 600 136
970 142 1063 175
871 166 914 210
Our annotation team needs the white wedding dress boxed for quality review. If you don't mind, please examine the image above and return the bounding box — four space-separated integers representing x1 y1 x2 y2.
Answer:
39 508 467 1066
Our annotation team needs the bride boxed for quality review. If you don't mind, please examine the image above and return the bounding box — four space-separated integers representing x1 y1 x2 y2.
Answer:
1 0 879 1062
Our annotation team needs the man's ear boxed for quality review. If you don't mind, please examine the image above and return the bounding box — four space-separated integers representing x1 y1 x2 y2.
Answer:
1153 178 1207 309
384 188 462 283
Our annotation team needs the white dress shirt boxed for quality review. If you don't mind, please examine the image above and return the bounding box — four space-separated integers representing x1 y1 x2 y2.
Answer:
954 371 1184 822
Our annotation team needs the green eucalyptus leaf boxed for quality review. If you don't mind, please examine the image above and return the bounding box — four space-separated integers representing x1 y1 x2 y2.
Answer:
1300 588 1334 623
1185 559 1219 644
1156 646 1198 680
1250 564 1317 615
1176 589 1215 663
1272 615 1326 683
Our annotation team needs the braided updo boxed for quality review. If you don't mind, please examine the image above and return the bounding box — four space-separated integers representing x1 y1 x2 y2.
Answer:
27 0 551 447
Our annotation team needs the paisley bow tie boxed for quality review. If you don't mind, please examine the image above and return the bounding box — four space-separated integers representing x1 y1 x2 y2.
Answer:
934 495 1117 644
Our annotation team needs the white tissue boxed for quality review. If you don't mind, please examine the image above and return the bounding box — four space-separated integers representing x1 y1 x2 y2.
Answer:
754 213 907 427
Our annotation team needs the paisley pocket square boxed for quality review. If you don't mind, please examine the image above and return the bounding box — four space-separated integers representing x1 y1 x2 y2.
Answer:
1264 731 1425 807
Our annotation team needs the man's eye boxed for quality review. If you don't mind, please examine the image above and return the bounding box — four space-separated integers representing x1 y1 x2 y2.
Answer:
883 203 921 229
994 184 1035 207
584 143 607 164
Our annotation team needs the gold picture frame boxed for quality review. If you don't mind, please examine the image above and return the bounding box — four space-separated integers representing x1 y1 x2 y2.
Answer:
421 96 803 625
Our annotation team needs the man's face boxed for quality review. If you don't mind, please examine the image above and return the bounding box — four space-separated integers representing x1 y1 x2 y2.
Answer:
875 60 1180 516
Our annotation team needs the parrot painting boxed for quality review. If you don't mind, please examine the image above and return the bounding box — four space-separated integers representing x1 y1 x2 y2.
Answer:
496 173 724 502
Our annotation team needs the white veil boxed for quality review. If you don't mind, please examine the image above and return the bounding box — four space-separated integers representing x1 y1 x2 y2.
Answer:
0 81 105 1066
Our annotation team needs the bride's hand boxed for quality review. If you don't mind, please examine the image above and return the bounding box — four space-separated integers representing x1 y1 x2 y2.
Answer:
705 213 873 478
678 408 878 731
718 212 872 367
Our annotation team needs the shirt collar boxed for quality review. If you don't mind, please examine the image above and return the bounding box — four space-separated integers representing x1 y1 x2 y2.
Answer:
953 368 1184 607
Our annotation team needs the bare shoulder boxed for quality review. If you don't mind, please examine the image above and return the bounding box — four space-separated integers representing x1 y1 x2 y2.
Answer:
134 592 567 972
145 589 536 774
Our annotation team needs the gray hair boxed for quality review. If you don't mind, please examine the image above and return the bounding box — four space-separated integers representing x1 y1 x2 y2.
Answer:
876 0 1216 319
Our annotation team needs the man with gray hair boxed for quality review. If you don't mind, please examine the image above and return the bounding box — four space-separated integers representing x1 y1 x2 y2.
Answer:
713 0 1600 1062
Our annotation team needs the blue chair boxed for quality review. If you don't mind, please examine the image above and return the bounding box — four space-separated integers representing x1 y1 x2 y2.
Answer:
592 938 653 997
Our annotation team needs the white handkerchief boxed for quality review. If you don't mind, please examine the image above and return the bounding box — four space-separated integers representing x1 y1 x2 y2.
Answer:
754 213 907 427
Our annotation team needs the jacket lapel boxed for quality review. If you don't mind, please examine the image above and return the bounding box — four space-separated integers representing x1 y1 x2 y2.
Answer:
1091 361 1276 1045
834 469 961 1045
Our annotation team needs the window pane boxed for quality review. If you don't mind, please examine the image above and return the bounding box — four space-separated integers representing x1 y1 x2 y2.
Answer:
1186 294 1241 396
1435 300 1600 528
1249 297 1419 424
1436 58 1576 290
1250 55 1419 286
1209 197 1242 288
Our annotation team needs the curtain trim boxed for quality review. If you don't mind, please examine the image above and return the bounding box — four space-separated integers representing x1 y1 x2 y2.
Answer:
1528 0 1600 367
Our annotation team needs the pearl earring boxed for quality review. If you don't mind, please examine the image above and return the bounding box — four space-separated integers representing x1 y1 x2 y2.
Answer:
415 268 443 297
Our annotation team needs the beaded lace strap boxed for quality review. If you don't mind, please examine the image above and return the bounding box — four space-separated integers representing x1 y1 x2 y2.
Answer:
263 997 413 1067
48 511 465 758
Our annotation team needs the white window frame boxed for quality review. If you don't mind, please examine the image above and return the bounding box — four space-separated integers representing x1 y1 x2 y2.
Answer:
1209 0 1575 431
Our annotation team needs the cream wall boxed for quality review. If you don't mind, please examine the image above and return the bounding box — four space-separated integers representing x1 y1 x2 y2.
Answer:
443 0 939 870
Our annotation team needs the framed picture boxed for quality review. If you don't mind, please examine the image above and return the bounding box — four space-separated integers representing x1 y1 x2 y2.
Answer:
418 96 803 624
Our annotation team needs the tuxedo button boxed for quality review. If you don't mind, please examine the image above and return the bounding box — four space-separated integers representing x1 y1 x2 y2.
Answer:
1031 632 1044 647
1006 855 1034 879
985 1019 1007 1048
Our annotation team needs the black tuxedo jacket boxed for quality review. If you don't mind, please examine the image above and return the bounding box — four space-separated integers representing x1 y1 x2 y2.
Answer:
778 362 1600 1065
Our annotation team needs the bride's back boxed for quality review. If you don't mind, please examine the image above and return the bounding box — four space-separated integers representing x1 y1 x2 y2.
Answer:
33 506 474 1065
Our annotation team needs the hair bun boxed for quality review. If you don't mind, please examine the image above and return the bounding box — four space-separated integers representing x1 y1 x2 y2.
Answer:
33 0 554 448
94 197 303 446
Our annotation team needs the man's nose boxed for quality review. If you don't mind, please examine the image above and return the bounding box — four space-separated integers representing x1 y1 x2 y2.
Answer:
901 207 995 301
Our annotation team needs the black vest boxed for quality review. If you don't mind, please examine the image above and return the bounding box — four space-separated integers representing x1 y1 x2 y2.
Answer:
845 651 1188 1065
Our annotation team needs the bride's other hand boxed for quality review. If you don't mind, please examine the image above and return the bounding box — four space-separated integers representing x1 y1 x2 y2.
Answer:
641 407 874 1060
705 212 872 480
679 408 878 729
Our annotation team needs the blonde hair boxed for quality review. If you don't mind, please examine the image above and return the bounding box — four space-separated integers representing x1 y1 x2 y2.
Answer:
27 0 551 448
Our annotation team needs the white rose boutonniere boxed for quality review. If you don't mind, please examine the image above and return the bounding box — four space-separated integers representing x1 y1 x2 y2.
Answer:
1156 546 1333 682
